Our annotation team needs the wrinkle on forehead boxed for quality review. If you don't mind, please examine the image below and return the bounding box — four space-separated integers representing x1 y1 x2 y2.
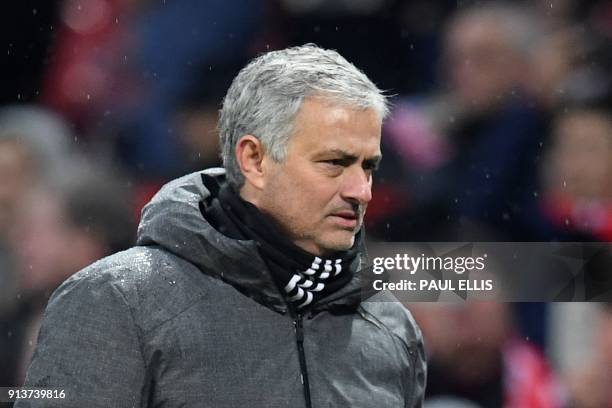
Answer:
288 98 381 153
295 95 380 124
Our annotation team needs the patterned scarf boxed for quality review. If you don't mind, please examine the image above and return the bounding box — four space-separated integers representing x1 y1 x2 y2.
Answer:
204 182 358 310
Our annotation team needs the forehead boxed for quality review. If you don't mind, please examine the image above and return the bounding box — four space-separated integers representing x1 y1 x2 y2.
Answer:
289 98 382 154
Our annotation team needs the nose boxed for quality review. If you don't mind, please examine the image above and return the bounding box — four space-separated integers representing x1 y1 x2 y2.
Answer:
341 167 372 205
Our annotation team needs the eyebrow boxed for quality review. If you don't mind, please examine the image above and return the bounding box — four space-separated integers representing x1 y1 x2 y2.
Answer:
319 149 382 167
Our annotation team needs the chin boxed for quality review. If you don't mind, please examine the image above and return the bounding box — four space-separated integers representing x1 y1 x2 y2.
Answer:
318 233 355 254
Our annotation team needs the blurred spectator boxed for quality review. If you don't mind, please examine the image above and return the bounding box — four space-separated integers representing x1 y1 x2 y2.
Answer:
0 138 33 320
0 164 135 388
442 3 538 114
0 106 74 184
566 303 612 407
540 106 612 240
0 139 33 240
11 166 134 298
370 3 550 240
0 106 74 314
412 302 564 408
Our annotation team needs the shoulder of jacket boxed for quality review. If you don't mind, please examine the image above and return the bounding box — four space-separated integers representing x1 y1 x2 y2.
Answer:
358 291 423 348
53 246 209 333
64 246 195 287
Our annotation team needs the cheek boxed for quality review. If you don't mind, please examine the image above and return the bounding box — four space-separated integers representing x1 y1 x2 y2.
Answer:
285 168 337 206
265 173 312 221
266 161 344 225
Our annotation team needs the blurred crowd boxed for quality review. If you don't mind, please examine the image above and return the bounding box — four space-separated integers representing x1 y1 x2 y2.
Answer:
1 0 611 407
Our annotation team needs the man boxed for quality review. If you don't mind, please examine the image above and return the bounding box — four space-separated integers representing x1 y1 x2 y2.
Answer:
18 44 426 407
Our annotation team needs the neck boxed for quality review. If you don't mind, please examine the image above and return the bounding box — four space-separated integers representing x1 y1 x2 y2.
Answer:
238 183 261 208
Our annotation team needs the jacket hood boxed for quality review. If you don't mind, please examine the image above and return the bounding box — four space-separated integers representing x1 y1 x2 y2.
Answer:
136 168 372 314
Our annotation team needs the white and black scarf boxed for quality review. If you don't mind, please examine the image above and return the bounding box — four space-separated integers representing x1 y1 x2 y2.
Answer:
205 184 358 311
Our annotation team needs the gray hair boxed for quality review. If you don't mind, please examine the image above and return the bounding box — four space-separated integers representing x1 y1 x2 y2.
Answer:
218 44 389 188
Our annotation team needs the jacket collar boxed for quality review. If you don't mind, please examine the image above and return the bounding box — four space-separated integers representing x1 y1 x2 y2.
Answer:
136 168 372 314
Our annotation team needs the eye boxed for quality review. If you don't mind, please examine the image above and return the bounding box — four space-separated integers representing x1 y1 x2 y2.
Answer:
363 161 380 173
325 159 344 167
319 159 346 175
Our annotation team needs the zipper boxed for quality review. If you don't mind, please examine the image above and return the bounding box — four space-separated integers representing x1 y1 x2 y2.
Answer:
294 313 312 408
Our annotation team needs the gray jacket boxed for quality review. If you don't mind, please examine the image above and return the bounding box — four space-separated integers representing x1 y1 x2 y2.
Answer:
17 169 426 408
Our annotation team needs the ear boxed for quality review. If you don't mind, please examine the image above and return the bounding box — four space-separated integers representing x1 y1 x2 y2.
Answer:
235 135 266 190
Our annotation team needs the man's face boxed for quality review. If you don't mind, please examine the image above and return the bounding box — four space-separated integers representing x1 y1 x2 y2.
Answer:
444 16 523 112
257 98 382 256
552 111 612 200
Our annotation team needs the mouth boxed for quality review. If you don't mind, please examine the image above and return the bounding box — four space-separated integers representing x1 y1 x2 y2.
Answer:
329 211 359 229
